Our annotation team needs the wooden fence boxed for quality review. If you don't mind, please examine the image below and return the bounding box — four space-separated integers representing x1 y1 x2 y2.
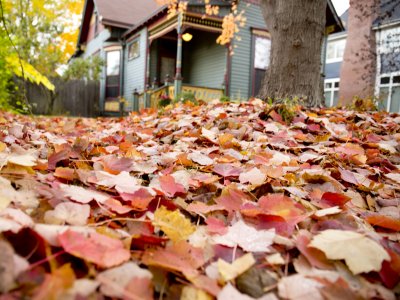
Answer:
23 78 100 117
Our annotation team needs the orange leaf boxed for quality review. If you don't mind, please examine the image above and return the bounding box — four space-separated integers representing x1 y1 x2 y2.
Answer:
365 214 400 231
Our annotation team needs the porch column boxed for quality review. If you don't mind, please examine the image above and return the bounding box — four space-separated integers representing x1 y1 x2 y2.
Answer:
174 13 183 97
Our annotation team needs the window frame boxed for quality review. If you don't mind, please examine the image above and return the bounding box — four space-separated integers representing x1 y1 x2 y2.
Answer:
250 29 271 97
324 78 340 107
105 49 121 100
378 71 400 113
128 39 140 60
326 39 346 63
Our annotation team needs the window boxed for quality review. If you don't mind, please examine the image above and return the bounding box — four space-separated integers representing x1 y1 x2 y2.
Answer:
326 39 346 63
254 37 271 70
324 78 340 107
379 72 400 112
252 35 271 96
128 40 140 60
106 50 121 99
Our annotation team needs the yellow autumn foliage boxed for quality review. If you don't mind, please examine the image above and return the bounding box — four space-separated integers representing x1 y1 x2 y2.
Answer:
6 55 55 91
153 206 195 242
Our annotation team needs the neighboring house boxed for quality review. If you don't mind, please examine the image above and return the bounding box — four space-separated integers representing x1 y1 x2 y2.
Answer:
324 1 400 112
74 0 343 115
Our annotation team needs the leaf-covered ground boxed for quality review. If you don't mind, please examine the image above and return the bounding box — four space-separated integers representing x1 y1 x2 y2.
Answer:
0 100 399 299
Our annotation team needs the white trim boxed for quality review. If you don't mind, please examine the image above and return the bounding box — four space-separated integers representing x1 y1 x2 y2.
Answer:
324 78 340 107
378 71 400 113
326 39 346 64
373 20 400 31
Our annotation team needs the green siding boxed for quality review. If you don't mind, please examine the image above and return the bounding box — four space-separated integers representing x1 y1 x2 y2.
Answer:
123 28 147 110
230 1 266 99
183 31 226 89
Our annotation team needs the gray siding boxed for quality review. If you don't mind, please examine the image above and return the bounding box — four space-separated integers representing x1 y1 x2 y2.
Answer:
184 31 226 89
83 29 111 58
230 2 266 99
326 62 342 79
123 28 147 109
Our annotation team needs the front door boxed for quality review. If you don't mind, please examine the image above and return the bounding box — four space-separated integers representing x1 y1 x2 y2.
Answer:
160 56 175 84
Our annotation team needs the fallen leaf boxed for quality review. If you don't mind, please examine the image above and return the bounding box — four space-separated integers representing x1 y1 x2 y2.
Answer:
44 202 90 226
278 274 323 300
212 220 275 252
97 262 152 298
153 206 195 242
60 184 109 204
309 229 390 274
188 151 214 166
239 167 266 186
218 253 256 281
159 174 186 197
58 230 130 268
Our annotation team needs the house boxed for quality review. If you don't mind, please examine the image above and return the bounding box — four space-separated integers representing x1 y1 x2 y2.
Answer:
74 0 343 115
324 0 400 112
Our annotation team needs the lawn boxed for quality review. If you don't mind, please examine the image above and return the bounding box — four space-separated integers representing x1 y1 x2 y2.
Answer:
0 99 399 299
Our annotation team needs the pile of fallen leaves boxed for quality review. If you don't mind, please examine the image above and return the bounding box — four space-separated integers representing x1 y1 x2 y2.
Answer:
0 99 399 300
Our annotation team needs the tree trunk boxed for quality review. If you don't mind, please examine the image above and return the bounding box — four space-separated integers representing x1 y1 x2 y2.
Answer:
258 0 326 107
339 0 379 105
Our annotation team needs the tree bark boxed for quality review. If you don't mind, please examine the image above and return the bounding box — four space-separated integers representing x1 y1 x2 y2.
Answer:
339 0 379 105
258 0 326 107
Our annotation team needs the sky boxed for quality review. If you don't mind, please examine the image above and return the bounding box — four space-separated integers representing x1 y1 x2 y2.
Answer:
332 0 350 16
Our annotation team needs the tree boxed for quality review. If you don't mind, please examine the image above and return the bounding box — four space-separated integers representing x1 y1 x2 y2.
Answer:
63 56 105 81
1 0 83 76
258 0 326 106
161 0 328 106
339 0 400 106
339 0 379 104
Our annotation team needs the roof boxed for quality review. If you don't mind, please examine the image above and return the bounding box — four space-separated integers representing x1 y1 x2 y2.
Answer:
75 0 161 51
340 9 349 30
374 0 400 27
95 0 160 28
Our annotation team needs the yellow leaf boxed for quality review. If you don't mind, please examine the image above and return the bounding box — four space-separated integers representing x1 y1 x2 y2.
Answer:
153 206 195 242
309 230 390 275
0 142 7 152
218 253 255 282
0 195 11 212
181 286 213 300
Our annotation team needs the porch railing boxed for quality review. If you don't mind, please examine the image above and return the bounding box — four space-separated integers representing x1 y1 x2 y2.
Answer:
148 83 224 108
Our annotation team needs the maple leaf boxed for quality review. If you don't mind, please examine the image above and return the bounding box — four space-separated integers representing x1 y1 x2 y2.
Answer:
142 241 205 278
159 174 186 197
188 151 214 166
44 202 90 226
211 220 275 252
153 206 195 242
97 262 152 298
120 188 155 211
259 193 306 221
278 274 323 300
8 154 37 167
33 264 75 300
239 167 266 186
309 230 390 274
213 163 242 177
58 230 130 268
218 253 256 281
60 184 109 204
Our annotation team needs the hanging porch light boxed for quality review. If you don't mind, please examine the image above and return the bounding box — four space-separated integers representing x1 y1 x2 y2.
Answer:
182 32 193 42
